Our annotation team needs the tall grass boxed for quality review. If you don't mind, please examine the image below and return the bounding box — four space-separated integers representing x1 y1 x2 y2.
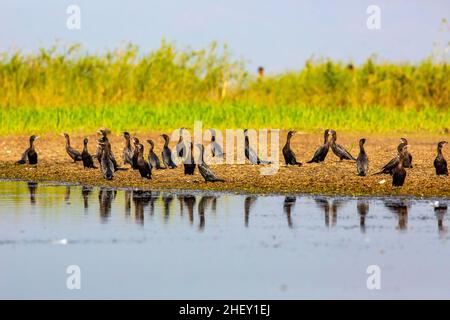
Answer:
0 41 449 134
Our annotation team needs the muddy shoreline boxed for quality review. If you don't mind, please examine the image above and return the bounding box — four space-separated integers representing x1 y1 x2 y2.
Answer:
0 132 449 198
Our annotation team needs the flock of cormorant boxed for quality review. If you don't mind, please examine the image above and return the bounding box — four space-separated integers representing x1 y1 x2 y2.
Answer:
15 128 448 187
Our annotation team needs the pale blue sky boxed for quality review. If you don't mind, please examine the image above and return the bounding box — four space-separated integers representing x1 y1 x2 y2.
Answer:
1 0 448 71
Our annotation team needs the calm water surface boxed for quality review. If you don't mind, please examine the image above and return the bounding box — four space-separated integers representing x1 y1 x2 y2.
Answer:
0 180 449 299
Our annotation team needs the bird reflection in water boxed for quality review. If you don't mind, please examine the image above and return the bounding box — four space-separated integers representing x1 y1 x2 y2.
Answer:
183 195 196 225
384 200 409 231
244 196 257 227
357 200 369 233
162 194 174 223
314 197 347 228
81 186 92 210
27 182 38 205
124 190 131 216
132 190 152 225
434 202 447 235
64 186 71 205
314 197 330 227
283 196 296 228
149 191 160 216
98 188 116 222
198 196 216 231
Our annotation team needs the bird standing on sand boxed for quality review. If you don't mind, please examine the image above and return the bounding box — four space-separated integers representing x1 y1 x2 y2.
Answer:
209 129 225 158
81 138 97 169
96 129 120 171
16 135 39 165
176 128 186 158
374 139 407 175
184 142 196 175
136 143 151 179
434 141 448 176
392 145 408 187
62 133 82 162
282 130 302 166
356 138 368 176
98 140 114 180
122 132 134 166
330 130 356 161
244 129 271 165
307 129 331 163
146 139 164 170
131 137 140 170
161 134 177 169
400 138 413 168
196 144 225 182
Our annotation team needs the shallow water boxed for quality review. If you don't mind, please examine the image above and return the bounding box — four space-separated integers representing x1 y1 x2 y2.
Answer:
0 180 449 299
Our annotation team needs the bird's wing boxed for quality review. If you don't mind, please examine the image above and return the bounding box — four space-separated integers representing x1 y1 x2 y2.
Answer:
17 148 29 163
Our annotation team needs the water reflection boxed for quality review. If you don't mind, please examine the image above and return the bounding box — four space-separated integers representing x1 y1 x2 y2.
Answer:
283 196 296 228
357 200 369 233
27 182 37 205
15 182 449 235
244 196 257 227
435 203 448 235
384 200 410 231
99 188 117 222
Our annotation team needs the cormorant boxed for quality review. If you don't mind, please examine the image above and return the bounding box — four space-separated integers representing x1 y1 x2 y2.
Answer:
434 141 448 176
184 142 196 175
131 137 140 170
330 130 356 161
356 138 368 176
282 130 302 166
146 139 164 169
373 140 407 175
96 129 121 171
392 145 408 187
176 128 186 158
161 134 177 169
98 140 114 180
16 135 39 165
62 133 82 162
400 138 413 168
81 138 97 169
136 143 152 179
196 144 225 182
122 132 133 166
209 129 224 158
244 129 271 165
307 129 331 163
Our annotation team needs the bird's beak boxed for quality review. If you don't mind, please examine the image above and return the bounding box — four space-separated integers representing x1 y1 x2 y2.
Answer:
35 136 40 140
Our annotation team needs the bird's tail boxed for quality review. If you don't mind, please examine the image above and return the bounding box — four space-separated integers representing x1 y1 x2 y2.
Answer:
213 178 225 182
16 160 26 165
371 171 385 176
259 159 272 165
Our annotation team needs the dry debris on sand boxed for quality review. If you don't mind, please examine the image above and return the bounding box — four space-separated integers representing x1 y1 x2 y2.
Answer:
0 132 449 198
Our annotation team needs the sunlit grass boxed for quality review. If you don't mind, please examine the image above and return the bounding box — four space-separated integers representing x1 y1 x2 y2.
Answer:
0 41 448 134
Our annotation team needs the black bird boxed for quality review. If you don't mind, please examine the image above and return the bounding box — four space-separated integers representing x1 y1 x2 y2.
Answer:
209 129 225 158
330 130 356 161
184 142 196 175
98 140 114 180
434 141 448 176
122 132 134 166
17 135 39 165
196 144 225 182
176 128 186 158
136 143 152 179
373 140 407 175
244 129 271 165
96 129 120 171
81 138 97 169
131 137 140 170
161 134 177 169
282 130 302 166
307 129 331 163
400 138 413 168
356 138 368 176
146 139 164 169
392 145 408 187
62 133 82 162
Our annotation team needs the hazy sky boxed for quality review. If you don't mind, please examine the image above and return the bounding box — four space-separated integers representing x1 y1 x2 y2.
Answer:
1 0 448 71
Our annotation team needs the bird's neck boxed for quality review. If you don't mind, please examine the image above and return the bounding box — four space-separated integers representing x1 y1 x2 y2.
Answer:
285 136 291 148
65 138 70 147
125 138 131 148
437 147 443 157
83 143 88 152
